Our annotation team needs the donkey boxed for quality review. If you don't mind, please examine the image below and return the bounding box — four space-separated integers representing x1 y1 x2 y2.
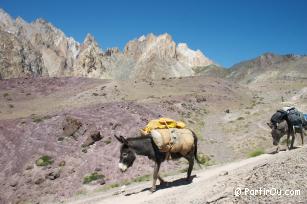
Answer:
114 129 201 192
267 120 305 151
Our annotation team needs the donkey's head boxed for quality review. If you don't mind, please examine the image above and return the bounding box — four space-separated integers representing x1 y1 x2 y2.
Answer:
115 135 136 172
267 121 288 146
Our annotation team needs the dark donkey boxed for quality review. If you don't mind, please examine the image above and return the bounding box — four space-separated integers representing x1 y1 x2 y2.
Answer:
268 109 305 151
115 129 201 192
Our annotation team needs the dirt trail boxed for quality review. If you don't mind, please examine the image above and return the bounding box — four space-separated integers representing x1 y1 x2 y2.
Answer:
64 146 307 204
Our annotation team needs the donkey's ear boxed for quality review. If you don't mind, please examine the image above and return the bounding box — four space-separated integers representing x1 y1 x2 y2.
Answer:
120 136 129 145
114 134 123 143
114 134 129 145
267 123 273 129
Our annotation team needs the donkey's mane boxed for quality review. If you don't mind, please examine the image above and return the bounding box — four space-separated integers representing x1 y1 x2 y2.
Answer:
126 135 152 141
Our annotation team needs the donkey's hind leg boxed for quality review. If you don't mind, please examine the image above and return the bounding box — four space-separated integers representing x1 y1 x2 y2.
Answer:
290 126 296 149
151 162 161 192
300 126 304 146
185 151 194 182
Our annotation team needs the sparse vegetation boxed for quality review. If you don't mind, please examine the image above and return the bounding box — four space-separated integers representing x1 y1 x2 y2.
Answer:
248 148 265 157
36 155 54 166
197 153 211 165
237 116 245 120
76 189 87 196
104 138 112 144
31 114 52 123
109 183 119 188
83 172 105 184
131 174 151 183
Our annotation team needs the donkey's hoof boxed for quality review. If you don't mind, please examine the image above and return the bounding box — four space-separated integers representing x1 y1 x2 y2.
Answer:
150 187 156 193
186 177 192 183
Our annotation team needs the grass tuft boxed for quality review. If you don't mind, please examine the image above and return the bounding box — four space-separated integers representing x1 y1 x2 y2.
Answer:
248 148 265 157
197 153 211 165
36 155 54 166
83 172 105 184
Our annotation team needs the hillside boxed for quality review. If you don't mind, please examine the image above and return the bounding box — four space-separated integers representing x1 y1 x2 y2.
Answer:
227 53 307 84
0 72 306 203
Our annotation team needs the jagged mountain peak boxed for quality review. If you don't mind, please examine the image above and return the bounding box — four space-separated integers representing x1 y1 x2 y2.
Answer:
83 33 97 46
0 9 215 80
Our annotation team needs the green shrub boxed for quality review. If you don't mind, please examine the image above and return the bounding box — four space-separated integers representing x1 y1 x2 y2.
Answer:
83 172 105 184
132 174 151 183
109 183 119 188
197 153 211 165
36 155 54 166
3 93 9 97
31 115 52 123
104 138 112 144
248 148 264 157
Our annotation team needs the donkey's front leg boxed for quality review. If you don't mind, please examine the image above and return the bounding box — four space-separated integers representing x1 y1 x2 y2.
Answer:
290 131 295 150
286 133 290 151
300 129 304 146
151 162 161 192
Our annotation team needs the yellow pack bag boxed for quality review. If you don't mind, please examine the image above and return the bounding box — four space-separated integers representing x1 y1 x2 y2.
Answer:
141 118 186 135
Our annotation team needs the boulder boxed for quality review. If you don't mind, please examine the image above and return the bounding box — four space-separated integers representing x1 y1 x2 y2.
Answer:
62 116 82 137
34 177 45 185
82 129 103 147
45 169 61 180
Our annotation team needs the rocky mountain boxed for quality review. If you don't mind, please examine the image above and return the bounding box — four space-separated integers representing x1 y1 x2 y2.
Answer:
0 9 214 80
192 64 229 78
227 52 307 83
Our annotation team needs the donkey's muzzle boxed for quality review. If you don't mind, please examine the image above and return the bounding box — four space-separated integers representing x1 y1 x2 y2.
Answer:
118 163 128 172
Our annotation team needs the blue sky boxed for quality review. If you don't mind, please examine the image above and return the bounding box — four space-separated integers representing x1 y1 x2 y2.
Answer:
1 0 307 67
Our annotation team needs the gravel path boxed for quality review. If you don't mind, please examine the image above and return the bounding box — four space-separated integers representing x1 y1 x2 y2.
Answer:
65 146 307 204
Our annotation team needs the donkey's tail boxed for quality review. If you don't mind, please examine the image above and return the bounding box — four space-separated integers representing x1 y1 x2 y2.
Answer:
191 130 202 168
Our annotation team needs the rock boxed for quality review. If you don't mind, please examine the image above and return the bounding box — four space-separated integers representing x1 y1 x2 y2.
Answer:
99 179 106 185
81 129 102 147
219 171 229 176
94 167 102 172
68 168 76 174
45 169 61 180
25 164 34 170
62 116 82 137
58 161 66 167
89 178 106 185
196 95 207 103
9 180 18 187
25 178 32 184
34 177 45 185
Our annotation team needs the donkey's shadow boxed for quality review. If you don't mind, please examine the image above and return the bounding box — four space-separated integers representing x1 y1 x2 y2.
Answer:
268 146 301 155
125 175 196 196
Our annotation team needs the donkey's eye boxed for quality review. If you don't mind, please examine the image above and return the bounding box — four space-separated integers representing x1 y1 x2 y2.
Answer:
123 153 128 157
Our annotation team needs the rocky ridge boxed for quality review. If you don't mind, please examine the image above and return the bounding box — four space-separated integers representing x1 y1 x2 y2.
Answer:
0 9 214 80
